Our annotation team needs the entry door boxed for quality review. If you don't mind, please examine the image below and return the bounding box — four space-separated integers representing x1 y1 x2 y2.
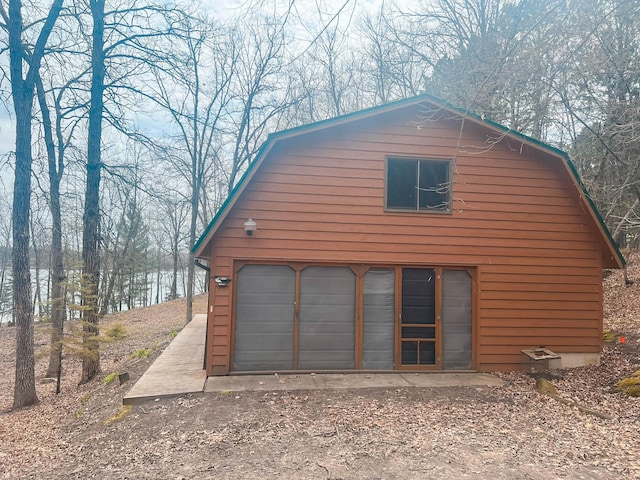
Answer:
400 268 473 369
401 268 437 366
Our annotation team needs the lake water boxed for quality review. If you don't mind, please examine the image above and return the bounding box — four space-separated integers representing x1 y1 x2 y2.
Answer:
0 268 207 324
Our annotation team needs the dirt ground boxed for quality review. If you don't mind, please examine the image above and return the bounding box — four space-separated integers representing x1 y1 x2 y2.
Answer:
2 261 640 479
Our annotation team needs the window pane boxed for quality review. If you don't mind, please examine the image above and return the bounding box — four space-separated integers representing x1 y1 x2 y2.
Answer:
419 160 449 211
387 158 417 209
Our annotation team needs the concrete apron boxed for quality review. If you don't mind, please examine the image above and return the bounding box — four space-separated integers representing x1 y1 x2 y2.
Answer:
205 372 505 393
123 313 504 404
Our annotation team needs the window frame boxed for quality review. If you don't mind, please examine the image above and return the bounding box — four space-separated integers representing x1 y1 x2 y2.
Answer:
384 156 453 213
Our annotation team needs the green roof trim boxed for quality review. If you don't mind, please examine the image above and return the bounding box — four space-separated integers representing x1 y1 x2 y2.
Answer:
191 94 433 256
190 138 270 256
565 157 626 267
192 92 625 268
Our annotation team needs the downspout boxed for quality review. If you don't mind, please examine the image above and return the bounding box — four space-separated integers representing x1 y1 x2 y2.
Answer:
195 259 210 370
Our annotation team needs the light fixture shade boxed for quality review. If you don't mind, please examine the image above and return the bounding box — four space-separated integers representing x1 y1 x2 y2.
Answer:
244 218 257 235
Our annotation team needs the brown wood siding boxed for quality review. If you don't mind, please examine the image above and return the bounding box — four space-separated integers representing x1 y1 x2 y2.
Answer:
205 107 606 374
208 256 233 375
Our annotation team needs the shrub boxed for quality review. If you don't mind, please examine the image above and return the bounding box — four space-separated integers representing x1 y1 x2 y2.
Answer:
105 322 128 340
79 393 92 403
617 370 640 397
104 405 132 426
130 348 152 359
602 329 616 343
104 371 119 385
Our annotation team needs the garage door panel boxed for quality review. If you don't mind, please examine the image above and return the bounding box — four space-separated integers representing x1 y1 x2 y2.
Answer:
442 270 472 370
236 349 293 365
234 305 292 319
363 268 395 369
234 265 295 371
238 295 294 306
299 266 355 370
235 320 292 334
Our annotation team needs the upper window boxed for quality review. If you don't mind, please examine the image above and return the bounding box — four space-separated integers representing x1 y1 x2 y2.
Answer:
386 158 451 212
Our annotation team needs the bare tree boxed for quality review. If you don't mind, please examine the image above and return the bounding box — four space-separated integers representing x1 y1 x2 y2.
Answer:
302 10 359 118
376 0 565 138
74 0 181 382
561 0 640 241
34 71 70 381
147 12 236 323
160 193 189 301
227 7 300 190
0 0 64 408
79 0 105 383
0 182 12 326
358 7 426 104
99 162 148 314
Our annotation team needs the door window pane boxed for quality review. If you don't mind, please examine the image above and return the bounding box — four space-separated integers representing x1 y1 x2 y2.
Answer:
402 327 435 339
401 341 436 366
402 341 418 365
419 341 436 365
402 268 436 325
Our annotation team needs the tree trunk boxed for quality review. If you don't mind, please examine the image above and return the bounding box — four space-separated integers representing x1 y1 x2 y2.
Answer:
8 0 35 409
30 216 42 319
156 252 161 305
144 247 149 307
186 205 196 323
170 232 178 300
11 91 37 408
35 72 67 380
81 0 105 384
7 0 63 405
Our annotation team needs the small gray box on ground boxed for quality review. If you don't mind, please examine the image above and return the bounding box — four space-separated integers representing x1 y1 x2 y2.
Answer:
521 348 562 372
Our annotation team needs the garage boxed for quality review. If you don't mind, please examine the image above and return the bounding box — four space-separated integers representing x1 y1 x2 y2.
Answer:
232 264 472 372
194 95 625 375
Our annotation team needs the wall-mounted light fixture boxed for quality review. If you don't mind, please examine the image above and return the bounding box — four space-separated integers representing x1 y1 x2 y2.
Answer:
244 218 257 236
214 276 231 287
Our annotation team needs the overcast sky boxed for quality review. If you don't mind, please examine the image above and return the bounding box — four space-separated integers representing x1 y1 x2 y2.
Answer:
0 0 394 163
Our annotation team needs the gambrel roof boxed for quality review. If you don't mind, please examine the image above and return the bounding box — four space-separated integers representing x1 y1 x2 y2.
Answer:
193 93 624 269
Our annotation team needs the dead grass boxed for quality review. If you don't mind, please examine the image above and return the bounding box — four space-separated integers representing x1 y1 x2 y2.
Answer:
0 261 639 478
0 294 207 476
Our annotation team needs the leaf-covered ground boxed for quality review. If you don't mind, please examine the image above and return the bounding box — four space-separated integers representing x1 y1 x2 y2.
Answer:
1 261 640 479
